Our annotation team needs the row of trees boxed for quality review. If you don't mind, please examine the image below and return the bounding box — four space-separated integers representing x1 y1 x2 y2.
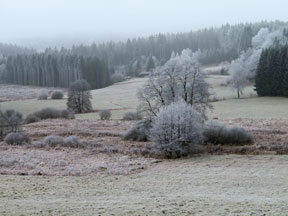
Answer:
255 46 288 96
4 54 110 89
65 21 287 71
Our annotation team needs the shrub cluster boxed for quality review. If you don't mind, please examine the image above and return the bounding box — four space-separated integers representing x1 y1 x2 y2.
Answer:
25 108 74 124
51 90 64 99
4 132 30 145
38 135 88 148
99 109 112 120
122 111 142 121
123 118 152 142
38 90 48 100
204 120 253 145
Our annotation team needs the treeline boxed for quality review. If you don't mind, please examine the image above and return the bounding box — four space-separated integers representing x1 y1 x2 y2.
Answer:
255 45 288 96
0 43 35 57
5 54 110 89
64 21 288 75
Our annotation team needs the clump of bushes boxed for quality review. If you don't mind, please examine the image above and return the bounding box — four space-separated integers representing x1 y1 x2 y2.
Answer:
51 90 64 99
63 136 86 148
40 135 89 148
123 118 152 142
99 109 112 120
4 132 30 145
38 90 48 100
149 101 204 158
25 114 41 124
25 108 74 124
122 111 142 121
204 120 253 145
43 135 64 147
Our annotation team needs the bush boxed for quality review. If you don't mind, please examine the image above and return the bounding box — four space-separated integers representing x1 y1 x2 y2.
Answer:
64 136 85 148
123 118 152 142
122 112 142 121
150 101 204 158
29 108 74 121
43 135 64 147
204 120 253 145
4 132 30 145
25 114 41 124
111 72 126 83
99 109 112 120
51 90 64 99
31 141 45 148
38 90 48 100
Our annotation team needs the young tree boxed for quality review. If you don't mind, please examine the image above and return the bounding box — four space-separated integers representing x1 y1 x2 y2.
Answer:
228 56 249 98
67 79 92 113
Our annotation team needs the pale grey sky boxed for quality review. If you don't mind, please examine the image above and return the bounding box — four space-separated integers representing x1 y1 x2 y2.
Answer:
1 0 288 45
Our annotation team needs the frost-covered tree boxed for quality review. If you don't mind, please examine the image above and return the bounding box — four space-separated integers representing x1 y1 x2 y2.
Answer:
67 79 92 113
150 101 204 158
228 55 249 98
138 49 211 118
228 28 288 98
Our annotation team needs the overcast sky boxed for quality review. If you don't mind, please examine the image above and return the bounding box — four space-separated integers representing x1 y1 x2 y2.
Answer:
1 0 288 46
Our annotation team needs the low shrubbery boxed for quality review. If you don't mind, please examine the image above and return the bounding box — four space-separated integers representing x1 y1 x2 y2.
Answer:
38 90 48 100
40 135 88 148
43 135 64 147
4 132 30 145
122 112 142 121
99 109 112 120
25 108 74 124
25 114 41 124
123 118 152 142
51 90 64 99
204 120 253 145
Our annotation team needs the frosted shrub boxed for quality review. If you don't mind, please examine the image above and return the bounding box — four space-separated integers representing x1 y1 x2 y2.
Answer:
150 101 204 158
25 114 41 124
51 90 64 99
99 109 112 120
123 118 152 142
122 112 142 121
204 120 253 145
111 72 126 83
38 90 48 100
64 136 84 148
29 108 74 120
43 135 64 147
4 132 30 145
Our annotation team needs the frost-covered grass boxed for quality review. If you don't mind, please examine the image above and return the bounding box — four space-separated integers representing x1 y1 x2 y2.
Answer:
1 155 288 215
209 97 288 119
1 77 287 120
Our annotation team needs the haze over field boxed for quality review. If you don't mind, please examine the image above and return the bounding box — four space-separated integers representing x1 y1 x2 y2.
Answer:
1 0 288 49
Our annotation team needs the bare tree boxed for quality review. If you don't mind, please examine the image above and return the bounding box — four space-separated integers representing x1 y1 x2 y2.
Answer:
67 79 92 113
138 49 211 118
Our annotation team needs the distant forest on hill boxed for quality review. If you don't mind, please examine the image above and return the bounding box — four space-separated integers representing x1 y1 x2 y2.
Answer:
0 20 288 88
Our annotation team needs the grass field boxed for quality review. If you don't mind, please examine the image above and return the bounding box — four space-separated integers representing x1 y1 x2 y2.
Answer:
1 75 287 120
1 155 288 215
